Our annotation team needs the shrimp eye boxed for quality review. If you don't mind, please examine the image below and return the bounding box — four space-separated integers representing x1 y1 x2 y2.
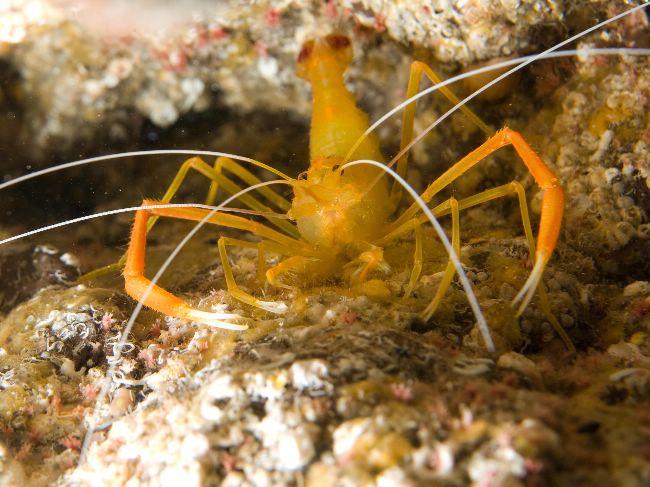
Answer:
325 34 350 50
297 41 315 63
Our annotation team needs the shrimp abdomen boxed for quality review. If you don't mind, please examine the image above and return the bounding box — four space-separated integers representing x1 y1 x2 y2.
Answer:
298 34 385 167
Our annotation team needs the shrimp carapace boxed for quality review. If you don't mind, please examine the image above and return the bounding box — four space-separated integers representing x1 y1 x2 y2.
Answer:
292 33 394 248
297 33 385 164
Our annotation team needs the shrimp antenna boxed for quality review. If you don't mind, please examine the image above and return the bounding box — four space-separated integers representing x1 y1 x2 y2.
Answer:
386 3 650 170
79 179 288 464
341 158 494 353
0 195 292 248
0 150 293 192
343 46 650 165
354 47 650 200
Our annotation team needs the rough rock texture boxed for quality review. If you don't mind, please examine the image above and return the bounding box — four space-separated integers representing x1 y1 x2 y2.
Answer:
0 0 645 161
529 51 650 276
1 276 648 486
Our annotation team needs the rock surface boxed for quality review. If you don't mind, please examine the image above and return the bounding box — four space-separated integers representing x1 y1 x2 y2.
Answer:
0 0 644 160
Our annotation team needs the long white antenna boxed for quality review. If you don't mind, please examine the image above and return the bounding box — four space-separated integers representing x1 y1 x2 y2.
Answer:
0 149 291 191
342 159 494 353
0 201 292 247
388 3 650 168
343 47 650 164
0 51 647 193
79 179 287 463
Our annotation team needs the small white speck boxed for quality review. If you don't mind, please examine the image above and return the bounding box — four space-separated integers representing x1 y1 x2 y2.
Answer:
60 358 78 378
60 252 80 268
604 167 620 185
258 56 279 80
35 244 58 255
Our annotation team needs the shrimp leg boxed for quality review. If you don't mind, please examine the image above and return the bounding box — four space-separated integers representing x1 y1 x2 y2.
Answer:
404 221 423 298
153 156 297 237
379 181 573 351
79 156 297 282
429 182 573 351
205 156 291 211
390 128 564 313
124 199 309 324
421 197 461 319
392 61 492 204
218 237 291 313
266 255 316 290
377 198 461 316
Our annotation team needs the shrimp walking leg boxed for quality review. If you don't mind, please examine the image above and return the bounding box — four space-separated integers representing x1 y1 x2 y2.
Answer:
419 197 461 319
393 129 564 261
374 198 459 316
391 61 492 204
404 221 423 298
79 156 298 282
390 128 564 310
266 255 316 290
376 179 573 350
434 183 572 349
124 199 309 323
435 181 572 350
434 182 573 351
206 156 291 211
124 205 246 330
154 156 296 237
218 237 290 313
376 218 424 298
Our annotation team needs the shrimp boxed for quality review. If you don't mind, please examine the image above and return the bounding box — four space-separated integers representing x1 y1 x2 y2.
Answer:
120 34 570 351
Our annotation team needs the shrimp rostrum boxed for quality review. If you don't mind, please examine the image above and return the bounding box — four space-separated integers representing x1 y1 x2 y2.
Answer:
123 34 569 350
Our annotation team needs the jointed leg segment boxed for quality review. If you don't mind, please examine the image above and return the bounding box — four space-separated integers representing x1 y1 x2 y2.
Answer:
123 199 310 326
421 197 461 320
266 255 315 290
218 237 289 313
206 156 291 211
376 177 572 349
433 182 572 350
389 63 564 338
391 127 564 317
391 60 493 204
79 155 298 283
393 128 564 265
155 156 296 237
404 221 423 298
124 205 247 330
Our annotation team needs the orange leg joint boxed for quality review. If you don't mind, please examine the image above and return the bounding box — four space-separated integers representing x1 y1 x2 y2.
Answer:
499 128 564 264
124 202 247 330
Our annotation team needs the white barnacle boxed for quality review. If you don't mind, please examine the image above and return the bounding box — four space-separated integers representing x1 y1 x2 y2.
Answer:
199 396 225 424
453 356 494 376
34 244 58 255
59 252 80 268
290 359 330 392
0 369 16 389
60 358 79 378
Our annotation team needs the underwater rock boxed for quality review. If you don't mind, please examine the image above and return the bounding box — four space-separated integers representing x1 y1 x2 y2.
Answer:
0 244 80 313
0 0 644 161
527 44 649 274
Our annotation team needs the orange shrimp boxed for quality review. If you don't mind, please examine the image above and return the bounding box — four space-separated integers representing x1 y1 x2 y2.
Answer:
122 34 571 351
